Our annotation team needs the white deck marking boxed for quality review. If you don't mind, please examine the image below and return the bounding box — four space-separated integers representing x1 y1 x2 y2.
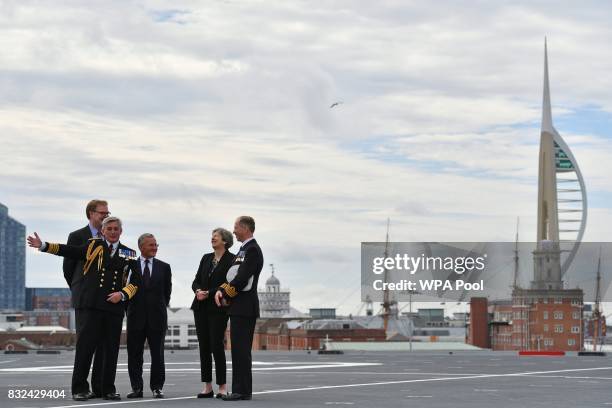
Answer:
528 384 555 387
526 374 612 380
0 361 381 373
255 371 494 376
42 365 612 408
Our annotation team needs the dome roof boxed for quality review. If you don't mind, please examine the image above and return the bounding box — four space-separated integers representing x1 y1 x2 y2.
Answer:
266 273 280 286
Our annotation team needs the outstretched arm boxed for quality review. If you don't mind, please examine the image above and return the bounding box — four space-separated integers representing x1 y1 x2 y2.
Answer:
27 232 86 260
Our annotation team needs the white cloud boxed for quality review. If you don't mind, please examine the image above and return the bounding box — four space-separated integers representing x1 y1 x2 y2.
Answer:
2 1 612 314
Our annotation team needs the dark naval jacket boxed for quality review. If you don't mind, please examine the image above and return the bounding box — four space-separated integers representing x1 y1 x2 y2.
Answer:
219 239 264 318
43 238 140 316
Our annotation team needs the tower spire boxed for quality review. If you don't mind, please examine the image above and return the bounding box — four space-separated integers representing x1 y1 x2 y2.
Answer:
542 37 554 134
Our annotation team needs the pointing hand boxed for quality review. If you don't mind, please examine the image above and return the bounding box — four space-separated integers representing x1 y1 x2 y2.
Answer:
27 232 42 249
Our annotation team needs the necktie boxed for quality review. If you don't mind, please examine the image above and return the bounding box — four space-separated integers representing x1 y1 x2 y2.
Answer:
109 244 114 257
143 259 151 288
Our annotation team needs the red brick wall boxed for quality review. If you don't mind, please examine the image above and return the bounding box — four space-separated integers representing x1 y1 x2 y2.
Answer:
247 326 386 351
469 297 490 348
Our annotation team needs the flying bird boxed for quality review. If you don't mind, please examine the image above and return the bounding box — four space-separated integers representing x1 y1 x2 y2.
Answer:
329 101 343 109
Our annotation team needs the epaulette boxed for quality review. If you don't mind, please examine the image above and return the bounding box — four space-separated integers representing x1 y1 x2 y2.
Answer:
88 237 102 241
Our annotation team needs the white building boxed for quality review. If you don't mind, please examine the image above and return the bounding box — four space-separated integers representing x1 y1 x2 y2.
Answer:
165 308 198 349
258 267 291 318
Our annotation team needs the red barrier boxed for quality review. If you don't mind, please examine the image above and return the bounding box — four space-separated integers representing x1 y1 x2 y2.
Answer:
518 350 565 356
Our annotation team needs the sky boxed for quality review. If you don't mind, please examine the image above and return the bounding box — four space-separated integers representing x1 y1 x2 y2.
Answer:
1 1 612 316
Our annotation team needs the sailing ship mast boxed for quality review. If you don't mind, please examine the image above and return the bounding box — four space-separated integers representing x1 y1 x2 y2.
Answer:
381 218 396 332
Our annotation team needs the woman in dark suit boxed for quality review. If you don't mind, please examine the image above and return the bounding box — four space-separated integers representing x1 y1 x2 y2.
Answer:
191 228 234 398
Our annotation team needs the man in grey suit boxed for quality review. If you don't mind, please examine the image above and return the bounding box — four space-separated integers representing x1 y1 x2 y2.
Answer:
126 233 172 399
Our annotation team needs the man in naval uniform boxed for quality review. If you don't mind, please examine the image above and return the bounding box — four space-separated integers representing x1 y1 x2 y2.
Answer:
214 216 263 401
63 199 109 398
27 216 140 401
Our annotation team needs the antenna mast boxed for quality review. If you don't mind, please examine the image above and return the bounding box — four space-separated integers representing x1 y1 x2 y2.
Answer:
513 217 520 290
593 247 603 351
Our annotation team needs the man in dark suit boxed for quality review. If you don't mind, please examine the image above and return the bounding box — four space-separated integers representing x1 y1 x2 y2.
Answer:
126 233 172 399
215 216 263 401
63 199 108 398
28 216 141 402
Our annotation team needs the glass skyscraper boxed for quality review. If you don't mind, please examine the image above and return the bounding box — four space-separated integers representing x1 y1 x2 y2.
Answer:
0 202 26 310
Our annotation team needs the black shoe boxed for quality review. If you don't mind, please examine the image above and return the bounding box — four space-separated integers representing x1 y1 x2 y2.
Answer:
84 391 97 399
222 393 252 401
197 390 214 398
72 393 89 401
153 389 164 399
127 390 143 398
216 392 228 399
103 393 121 400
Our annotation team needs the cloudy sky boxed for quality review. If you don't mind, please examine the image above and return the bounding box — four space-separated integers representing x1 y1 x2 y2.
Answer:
2 1 612 315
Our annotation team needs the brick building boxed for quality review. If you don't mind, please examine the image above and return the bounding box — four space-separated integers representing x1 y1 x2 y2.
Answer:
23 310 75 330
469 289 584 351
25 287 72 311
250 319 387 351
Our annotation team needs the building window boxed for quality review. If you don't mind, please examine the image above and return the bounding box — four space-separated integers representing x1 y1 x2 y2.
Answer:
568 339 576 346
554 298 562 304
544 339 554 346
553 311 563 320
572 311 580 320
571 299 581 305
554 324 564 333
543 311 548 320
571 326 580 333
543 324 548 332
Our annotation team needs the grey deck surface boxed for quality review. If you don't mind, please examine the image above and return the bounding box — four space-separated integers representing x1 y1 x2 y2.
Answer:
1 349 612 407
